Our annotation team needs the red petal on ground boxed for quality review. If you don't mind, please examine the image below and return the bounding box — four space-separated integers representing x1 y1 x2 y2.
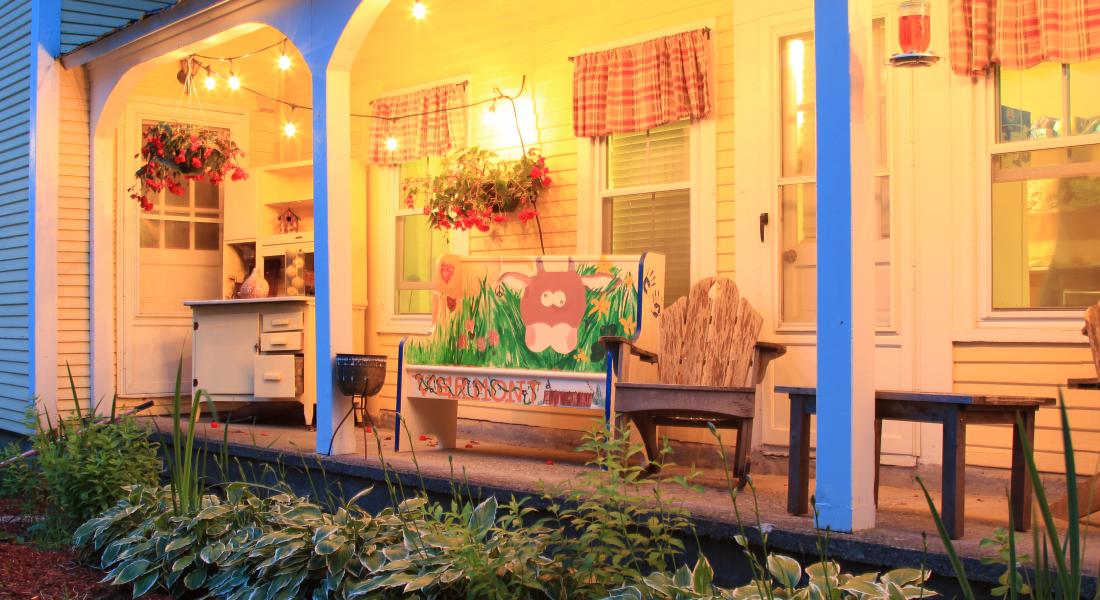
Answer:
545 459 554 465
418 434 430 441
464 443 474 448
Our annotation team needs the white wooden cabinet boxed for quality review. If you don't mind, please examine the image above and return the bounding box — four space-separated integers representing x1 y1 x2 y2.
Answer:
187 298 315 423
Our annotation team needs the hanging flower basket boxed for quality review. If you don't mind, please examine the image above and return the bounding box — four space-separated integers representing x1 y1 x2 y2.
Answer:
129 122 248 212
402 147 551 232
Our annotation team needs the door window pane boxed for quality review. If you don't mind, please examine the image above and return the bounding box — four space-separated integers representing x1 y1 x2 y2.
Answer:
165 221 190 250
194 222 220 251
780 32 816 178
991 143 1100 308
602 190 691 302
140 220 160 249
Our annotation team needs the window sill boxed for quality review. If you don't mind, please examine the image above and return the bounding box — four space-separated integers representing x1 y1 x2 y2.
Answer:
951 327 1088 345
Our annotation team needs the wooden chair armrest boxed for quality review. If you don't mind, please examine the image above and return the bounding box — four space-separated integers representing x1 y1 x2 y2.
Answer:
751 341 787 385
599 336 658 380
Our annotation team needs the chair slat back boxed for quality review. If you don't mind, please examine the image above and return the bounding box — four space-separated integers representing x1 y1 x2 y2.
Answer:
1086 302 1100 379
657 278 763 387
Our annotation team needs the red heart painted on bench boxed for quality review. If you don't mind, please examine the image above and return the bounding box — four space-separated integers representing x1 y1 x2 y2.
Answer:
439 262 455 283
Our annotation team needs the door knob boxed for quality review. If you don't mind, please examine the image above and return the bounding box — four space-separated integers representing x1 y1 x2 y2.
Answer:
759 212 770 242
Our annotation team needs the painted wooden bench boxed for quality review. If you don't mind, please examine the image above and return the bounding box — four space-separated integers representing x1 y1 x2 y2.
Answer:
394 253 665 452
602 278 786 486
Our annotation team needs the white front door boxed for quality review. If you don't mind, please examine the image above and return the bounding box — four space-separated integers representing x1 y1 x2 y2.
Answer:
734 3 919 463
118 99 249 397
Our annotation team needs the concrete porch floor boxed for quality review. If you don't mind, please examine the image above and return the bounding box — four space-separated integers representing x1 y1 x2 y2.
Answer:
140 415 1100 590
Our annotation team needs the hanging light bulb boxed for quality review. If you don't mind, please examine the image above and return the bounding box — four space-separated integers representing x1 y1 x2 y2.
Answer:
385 136 398 152
277 41 292 71
412 0 427 20
283 120 298 138
227 59 240 91
204 73 217 90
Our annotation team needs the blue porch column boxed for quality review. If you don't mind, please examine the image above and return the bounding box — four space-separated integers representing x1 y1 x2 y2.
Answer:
813 0 877 532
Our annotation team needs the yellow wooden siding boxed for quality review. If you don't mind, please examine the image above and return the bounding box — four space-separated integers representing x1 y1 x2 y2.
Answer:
57 66 92 407
953 342 1100 475
353 0 734 431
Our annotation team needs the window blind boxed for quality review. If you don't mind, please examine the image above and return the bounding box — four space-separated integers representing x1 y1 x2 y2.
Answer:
607 120 690 189
602 190 691 303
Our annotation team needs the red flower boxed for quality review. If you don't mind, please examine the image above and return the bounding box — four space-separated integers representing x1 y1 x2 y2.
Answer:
517 208 538 224
488 331 499 347
476 337 487 352
530 165 542 180
465 319 475 333
191 157 203 169
457 335 468 350
542 177 552 187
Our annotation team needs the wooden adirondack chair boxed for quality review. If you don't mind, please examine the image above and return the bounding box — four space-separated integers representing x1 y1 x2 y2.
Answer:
602 277 785 485
1052 301 1100 523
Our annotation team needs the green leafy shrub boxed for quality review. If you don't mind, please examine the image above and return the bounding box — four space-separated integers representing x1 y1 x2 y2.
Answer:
34 412 161 531
0 441 43 505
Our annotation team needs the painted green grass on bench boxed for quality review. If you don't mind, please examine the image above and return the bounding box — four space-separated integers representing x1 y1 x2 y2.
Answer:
406 263 638 374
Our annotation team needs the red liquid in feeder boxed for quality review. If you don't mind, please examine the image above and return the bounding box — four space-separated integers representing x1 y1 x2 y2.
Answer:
899 14 930 53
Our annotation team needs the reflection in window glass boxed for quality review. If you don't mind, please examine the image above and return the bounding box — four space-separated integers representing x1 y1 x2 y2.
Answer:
1069 60 1100 135
140 220 160 249
194 222 220 251
992 143 1100 308
998 62 1064 141
396 159 448 315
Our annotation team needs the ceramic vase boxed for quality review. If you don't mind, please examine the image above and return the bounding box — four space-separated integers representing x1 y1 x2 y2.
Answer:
238 266 269 299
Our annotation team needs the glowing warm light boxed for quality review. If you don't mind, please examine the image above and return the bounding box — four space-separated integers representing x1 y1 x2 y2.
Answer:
203 75 217 90
277 54 292 71
228 73 241 91
283 121 297 138
412 0 427 20
482 96 538 158
385 136 398 152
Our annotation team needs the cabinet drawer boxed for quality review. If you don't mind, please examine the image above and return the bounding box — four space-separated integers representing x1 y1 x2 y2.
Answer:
262 310 304 332
253 355 304 398
260 332 303 352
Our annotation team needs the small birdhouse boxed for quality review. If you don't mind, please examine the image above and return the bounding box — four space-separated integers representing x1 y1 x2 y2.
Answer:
278 208 301 233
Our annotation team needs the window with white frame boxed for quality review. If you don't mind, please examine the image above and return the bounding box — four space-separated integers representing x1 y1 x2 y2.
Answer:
990 58 1100 310
393 157 449 316
776 18 892 327
600 119 693 303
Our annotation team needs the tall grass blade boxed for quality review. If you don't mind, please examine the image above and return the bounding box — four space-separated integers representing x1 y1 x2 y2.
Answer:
1054 393 1081 600
65 361 82 422
1014 413 1072 596
916 477 975 600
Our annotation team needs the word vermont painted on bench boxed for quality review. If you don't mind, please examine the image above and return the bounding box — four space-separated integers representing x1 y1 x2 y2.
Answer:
412 372 598 409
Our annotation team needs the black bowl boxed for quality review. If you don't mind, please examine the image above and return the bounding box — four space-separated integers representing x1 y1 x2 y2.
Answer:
335 353 387 397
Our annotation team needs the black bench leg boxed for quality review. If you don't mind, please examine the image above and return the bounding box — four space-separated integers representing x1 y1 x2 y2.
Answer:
942 408 967 540
874 418 882 507
629 412 662 473
1010 410 1035 532
733 418 753 489
787 395 812 516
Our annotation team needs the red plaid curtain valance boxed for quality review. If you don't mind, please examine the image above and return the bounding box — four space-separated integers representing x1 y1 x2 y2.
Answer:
367 82 466 165
572 29 711 138
950 0 1100 76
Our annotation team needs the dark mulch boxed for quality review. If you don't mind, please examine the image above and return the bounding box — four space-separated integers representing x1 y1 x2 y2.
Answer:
0 500 172 600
